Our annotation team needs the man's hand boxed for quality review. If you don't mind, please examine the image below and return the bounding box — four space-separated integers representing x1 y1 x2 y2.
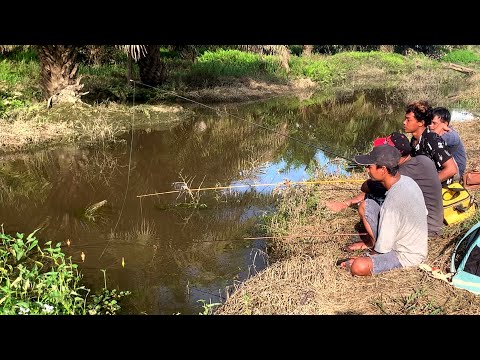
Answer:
325 200 349 212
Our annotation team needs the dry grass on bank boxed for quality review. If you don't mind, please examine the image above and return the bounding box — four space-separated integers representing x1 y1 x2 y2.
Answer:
184 78 317 103
0 102 188 154
217 120 480 315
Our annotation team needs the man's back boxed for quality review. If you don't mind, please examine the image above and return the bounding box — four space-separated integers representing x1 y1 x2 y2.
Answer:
399 155 444 236
375 175 428 267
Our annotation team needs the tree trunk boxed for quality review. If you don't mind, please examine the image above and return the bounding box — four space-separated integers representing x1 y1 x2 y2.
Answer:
379 45 394 52
138 45 167 87
302 45 314 56
36 45 83 101
127 53 133 84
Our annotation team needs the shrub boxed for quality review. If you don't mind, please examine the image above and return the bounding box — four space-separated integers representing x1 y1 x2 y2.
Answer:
442 49 480 64
0 230 130 315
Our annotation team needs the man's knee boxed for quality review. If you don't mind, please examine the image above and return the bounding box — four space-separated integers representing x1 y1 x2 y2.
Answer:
350 258 373 276
358 200 366 216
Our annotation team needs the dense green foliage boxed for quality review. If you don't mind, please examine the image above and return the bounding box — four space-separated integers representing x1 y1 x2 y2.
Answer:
180 49 288 86
441 49 480 64
0 230 130 315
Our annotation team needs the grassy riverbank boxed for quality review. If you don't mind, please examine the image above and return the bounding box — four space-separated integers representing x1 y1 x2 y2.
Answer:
1 47 480 154
2 46 480 315
217 120 480 315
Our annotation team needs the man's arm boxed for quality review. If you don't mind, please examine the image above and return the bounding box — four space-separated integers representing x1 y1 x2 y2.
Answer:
426 132 458 180
438 157 458 183
325 180 369 212
442 130 460 147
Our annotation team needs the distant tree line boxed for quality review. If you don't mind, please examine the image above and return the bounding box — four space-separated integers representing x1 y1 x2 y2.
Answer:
0 45 465 106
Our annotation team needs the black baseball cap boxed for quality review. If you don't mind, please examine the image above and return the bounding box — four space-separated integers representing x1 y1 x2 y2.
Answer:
354 144 401 168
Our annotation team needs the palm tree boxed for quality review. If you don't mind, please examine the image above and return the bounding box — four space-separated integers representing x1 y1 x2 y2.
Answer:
302 45 314 56
137 45 168 86
36 45 85 105
118 45 168 86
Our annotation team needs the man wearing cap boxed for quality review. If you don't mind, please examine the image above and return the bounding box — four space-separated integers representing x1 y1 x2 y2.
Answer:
339 145 428 276
326 132 443 246
403 101 458 186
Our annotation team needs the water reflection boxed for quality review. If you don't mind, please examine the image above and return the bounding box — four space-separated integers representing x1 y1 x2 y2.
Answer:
451 109 476 122
0 89 405 314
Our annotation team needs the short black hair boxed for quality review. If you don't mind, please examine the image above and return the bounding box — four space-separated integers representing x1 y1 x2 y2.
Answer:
432 107 451 125
405 100 433 126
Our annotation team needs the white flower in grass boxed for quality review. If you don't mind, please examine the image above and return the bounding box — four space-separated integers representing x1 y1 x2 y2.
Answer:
18 306 30 315
42 303 54 314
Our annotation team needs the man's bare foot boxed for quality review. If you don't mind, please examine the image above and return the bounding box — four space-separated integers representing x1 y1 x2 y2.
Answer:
345 241 370 252
339 258 358 272
325 200 348 212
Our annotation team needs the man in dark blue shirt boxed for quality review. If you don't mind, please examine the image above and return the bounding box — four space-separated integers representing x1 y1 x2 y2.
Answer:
429 107 467 179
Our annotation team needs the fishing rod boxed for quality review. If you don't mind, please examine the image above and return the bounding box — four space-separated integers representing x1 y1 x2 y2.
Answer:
66 232 367 248
130 80 359 165
191 232 368 243
136 179 364 198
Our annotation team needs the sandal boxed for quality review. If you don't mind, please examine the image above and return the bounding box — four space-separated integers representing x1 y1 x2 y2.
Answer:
336 257 351 266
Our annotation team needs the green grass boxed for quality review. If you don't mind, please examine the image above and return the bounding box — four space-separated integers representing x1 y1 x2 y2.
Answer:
180 49 288 86
0 230 130 315
442 49 480 64
289 51 431 86
0 56 40 116
0 58 40 86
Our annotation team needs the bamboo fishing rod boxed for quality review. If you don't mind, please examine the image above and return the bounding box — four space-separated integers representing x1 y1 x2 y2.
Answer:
190 232 368 243
242 233 367 240
136 179 365 198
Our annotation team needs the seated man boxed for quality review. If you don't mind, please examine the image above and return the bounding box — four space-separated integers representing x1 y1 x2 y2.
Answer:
403 101 458 186
326 132 443 245
429 107 467 179
339 145 428 276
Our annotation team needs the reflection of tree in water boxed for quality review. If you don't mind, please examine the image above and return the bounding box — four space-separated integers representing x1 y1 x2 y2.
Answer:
102 194 271 314
186 90 405 176
0 146 120 237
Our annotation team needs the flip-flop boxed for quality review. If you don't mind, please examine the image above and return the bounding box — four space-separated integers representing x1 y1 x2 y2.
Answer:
336 258 351 266
419 263 453 283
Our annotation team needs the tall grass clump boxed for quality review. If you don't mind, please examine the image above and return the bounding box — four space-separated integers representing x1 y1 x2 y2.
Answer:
331 51 418 74
289 56 340 85
0 49 41 115
182 49 288 86
0 55 40 88
0 229 130 315
441 49 480 64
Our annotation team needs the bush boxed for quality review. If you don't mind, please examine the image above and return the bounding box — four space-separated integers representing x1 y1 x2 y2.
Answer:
442 49 480 64
0 230 130 315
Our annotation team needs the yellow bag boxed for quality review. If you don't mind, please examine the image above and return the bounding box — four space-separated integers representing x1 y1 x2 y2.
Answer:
442 183 477 225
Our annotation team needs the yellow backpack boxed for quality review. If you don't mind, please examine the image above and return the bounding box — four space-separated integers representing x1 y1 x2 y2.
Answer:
442 182 477 225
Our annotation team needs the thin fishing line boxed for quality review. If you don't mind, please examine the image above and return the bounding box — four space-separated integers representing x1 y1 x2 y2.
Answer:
191 232 368 243
99 81 136 260
189 286 226 301
68 231 365 248
131 80 355 163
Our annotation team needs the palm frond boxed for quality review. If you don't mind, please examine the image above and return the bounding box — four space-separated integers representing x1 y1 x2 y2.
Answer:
116 45 147 61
